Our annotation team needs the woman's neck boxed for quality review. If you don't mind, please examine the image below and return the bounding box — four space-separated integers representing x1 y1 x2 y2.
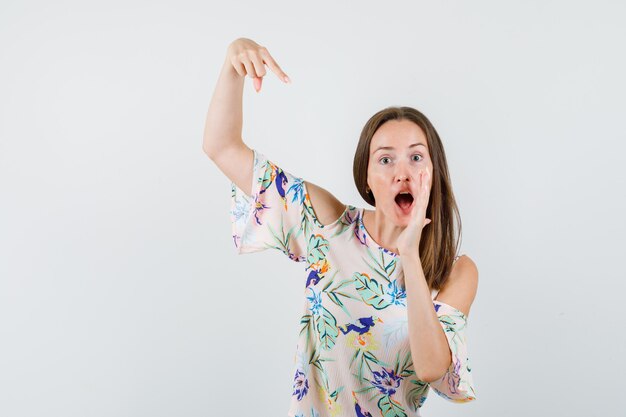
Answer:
362 208 404 254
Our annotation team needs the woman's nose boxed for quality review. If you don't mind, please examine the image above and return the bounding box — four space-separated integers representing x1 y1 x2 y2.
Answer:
394 166 411 182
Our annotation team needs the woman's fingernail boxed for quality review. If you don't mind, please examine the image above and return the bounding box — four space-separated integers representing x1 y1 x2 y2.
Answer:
284 75 291 83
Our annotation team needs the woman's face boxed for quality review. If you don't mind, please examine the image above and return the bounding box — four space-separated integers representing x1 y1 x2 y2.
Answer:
367 119 433 226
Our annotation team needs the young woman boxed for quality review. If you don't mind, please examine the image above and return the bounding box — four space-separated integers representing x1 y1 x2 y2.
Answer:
203 37 478 417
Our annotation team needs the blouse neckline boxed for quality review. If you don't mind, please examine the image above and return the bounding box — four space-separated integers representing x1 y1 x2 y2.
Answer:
357 207 400 257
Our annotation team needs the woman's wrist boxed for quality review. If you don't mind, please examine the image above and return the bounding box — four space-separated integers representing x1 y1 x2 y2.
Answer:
400 252 421 266
221 56 242 81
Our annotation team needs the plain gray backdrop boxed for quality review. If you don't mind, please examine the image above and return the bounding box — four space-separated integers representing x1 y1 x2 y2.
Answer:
1 1 624 416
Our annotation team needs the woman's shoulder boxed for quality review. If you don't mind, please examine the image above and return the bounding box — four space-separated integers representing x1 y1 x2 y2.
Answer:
304 180 361 227
453 254 478 275
438 254 479 317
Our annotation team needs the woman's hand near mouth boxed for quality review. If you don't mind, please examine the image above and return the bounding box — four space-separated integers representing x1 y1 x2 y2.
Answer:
396 168 432 257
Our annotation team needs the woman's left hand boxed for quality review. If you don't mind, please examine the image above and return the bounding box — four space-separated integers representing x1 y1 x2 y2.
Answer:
396 168 432 257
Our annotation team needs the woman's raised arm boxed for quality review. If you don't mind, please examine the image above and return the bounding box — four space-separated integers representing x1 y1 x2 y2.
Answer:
202 37 290 196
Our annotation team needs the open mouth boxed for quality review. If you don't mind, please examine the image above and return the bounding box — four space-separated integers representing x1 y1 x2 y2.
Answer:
394 192 414 211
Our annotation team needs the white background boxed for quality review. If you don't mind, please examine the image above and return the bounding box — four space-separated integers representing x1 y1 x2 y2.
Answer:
1 1 625 416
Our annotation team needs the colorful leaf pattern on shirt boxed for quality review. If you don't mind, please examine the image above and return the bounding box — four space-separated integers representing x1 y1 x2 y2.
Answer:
230 149 477 417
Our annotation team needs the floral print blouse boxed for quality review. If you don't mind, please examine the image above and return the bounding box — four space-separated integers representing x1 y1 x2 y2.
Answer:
229 149 477 417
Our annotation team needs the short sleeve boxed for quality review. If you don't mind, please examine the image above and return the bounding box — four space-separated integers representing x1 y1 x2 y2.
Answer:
229 149 322 262
428 300 477 403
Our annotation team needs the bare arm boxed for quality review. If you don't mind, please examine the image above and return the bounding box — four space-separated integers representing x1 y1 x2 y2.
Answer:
201 55 245 158
202 38 345 225
202 38 290 196
404 254 478 382
202 55 253 194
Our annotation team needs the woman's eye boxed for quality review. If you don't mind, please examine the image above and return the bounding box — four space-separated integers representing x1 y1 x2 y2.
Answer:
412 155 422 162
380 157 391 165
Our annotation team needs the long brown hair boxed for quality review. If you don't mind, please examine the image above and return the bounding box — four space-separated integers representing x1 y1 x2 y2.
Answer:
352 106 462 291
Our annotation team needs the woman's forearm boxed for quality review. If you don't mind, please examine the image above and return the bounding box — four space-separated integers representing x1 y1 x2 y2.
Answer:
402 255 452 382
202 55 245 158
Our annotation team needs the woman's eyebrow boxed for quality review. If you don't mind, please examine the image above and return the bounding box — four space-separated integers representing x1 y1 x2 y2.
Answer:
373 143 426 153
